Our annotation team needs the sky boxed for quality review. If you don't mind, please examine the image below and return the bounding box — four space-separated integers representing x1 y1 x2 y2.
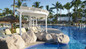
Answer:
0 0 85 14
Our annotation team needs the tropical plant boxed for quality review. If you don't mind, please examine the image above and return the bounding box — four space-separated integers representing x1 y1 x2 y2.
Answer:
77 8 83 19
71 0 82 22
2 8 13 16
64 2 71 14
3 8 10 16
46 5 54 19
15 0 22 8
46 5 54 24
64 2 72 24
9 10 13 15
59 4 63 14
13 0 28 17
81 0 86 17
32 2 43 8
0 9 2 16
13 0 15 16
83 0 86 5
0 9 2 12
51 1 62 23
22 3 27 7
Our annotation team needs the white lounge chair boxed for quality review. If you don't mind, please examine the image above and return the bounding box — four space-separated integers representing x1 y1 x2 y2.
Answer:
28 27 38 33
5 29 12 35
16 28 26 34
0 30 5 37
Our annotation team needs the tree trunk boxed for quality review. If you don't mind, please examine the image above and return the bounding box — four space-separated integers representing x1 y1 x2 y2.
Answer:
11 23 13 33
68 10 70 25
75 7 78 23
13 0 15 17
60 9 61 24
57 9 58 24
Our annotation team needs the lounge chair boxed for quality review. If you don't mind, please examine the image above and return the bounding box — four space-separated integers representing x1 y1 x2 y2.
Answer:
28 27 38 33
16 28 26 34
36 26 45 32
0 30 5 37
5 29 12 35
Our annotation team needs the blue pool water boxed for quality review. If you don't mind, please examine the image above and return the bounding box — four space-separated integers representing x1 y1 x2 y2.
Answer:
26 26 86 49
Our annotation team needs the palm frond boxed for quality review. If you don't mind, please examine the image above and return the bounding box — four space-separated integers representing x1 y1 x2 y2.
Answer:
39 6 43 8
50 7 56 9
52 4 56 6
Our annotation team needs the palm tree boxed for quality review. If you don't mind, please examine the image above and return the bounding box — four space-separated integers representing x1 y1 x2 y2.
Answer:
77 8 83 23
51 1 62 23
0 9 2 11
59 4 63 23
22 3 27 7
9 10 13 15
84 9 86 18
2 8 13 16
32 2 43 8
64 2 71 15
13 0 15 17
0 9 2 13
46 5 54 24
46 5 54 18
0 9 2 16
83 0 86 5
3 8 10 16
13 0 28 17
15 0 22 8
64 2 72 24
59 4 63 14
81 0 86 17
71 0 82 22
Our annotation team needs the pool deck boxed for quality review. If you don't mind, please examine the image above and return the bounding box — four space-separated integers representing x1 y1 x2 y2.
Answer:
24 41 45 49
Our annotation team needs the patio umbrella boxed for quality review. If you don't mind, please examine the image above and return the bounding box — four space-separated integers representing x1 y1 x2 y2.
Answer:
0 15 19 32
0 16 18 22
0 15 28 33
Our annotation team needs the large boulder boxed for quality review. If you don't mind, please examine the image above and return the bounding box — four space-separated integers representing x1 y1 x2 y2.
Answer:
50 33 59 43
22 31 37 45
53 33 70 44
0 34 26 49
36 33 44 41
27 31 37 42
12 34 25 49
42 33 53 42
58 33 70 44
0 36 17 49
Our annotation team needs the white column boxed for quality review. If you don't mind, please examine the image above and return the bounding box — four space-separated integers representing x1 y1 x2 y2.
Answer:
19 12 22 36
45 16 47 33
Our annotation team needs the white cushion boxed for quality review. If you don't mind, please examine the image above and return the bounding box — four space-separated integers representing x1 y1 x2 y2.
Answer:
16 28 20 34
5 29 12 35
21 28 26 33
16 28 26 34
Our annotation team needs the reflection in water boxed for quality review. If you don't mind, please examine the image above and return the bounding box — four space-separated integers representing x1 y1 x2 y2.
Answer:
58 44 69 49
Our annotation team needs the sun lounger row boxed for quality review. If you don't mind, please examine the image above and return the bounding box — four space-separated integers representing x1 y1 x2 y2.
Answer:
3 28 27 35
0 26 45 37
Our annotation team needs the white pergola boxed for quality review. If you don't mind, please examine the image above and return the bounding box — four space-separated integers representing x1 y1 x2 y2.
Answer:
17 6 49 35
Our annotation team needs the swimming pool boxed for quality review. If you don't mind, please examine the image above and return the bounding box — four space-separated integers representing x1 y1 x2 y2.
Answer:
26 26 86 49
